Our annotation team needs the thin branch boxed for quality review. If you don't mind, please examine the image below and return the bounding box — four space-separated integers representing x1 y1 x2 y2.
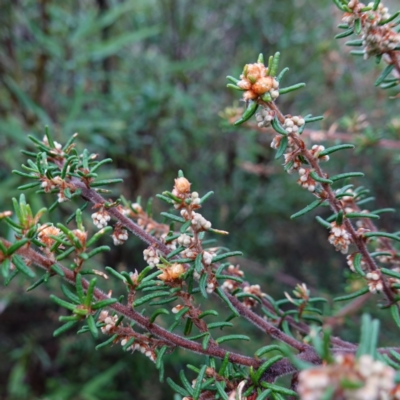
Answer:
2 239 261 369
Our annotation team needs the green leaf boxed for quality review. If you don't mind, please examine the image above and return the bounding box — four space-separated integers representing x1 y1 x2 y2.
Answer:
375 64 395 86
315 216 331 229
332 0 351 11
150 308 170 323
278 82 305 94
270 52 280 77
61 284 80 304
290 199 323 219
318 144 354 157
96 334 119 350
226 75 240 84
255 345 284 358
215 334 250 344
309 171 333 184
199 310 219 319
331 172 364 182
91 298 118 310
254 355 284 383
91 178 123 187
7 238 30 256
354 18 362 34
352 253 365 276
202 333 211 350
50 294 77 311
87 315 98 338
86 226 113 247
104 266 126 282
195 253 203 274
133 291 171 307
382 268 400 280
4 269 19 285
26 273 50 292
346 212 379 220
200 191 214 204
391 305 400 329
276 67 289 82
160 212 186 223
53 321 79 337
85 278 97 307
12 254 35 278
219 351 230 376
378 11 400 26
212 251 243 263
199 273 208 298
334 287 369 302
260 382 297 396
193 365 207 400
57 223 83 249
345 39 363 46
363 232 400 242
304 115 324 123
335 28 354 39
215 288 240 317
234 101 258 126
371 208 396 215
207 322 233 330
156 345 168 369
256 390 272 400
271 116 288 135
166 378 190 397
179 370 194 396
226 83 243 91
275 136 288 159
51 264 65 277
215 381 229 399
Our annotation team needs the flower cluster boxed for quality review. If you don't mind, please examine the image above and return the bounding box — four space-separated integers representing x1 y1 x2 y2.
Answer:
37 224 61 254
283 116 305 134
72 229 87 247
221 265 245 292
121 202 169 237
242 284 263 308
111 226 128 246
255 107 275 127
42 135 63 153
99 310 118 334
346 253 367 272
328 222 352 254
366 271 384 293
158 263 185 282
180 210 212 232
40 175 73 203
143 247 160 268
298 168 316 193
309 144 329 162
298 354 397 400
91 209 111 229
98 311 156 362
343 1 400 59
237 62 280 101
120 337 156 362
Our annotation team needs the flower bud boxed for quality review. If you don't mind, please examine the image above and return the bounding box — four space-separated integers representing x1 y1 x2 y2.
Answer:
174 177 191 194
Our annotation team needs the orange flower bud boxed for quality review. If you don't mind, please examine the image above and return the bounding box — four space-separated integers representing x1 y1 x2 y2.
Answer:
174 177 191 194
252 76 273 95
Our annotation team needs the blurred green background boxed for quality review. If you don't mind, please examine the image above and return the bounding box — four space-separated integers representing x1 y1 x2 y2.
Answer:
1 0 400 398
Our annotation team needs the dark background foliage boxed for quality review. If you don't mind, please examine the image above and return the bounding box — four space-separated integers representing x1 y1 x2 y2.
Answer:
1 0 400 398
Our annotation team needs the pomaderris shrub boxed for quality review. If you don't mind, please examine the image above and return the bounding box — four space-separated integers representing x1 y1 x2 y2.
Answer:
1 0 400 399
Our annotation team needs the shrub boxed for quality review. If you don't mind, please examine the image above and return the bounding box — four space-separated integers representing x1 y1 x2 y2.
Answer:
1 0 400 399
